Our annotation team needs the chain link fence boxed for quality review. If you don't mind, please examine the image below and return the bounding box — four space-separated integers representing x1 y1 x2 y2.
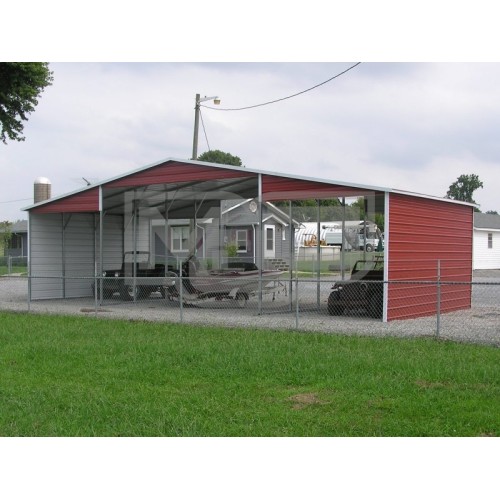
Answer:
0 256 27 275
1 270 499 346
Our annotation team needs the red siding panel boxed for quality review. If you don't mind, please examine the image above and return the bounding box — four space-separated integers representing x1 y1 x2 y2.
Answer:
31 187 100 214
262 175 371 201
105 161 253 188
387 193 473 321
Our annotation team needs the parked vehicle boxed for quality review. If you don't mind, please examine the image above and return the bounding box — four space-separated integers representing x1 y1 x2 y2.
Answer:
327 258 384 318
295 220 383 252
323 221 383 252
92 251 173 300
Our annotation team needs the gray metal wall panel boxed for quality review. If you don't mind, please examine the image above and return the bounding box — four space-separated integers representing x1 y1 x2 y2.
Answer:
63 214 95 298
30 213 63 299
98 214 124 271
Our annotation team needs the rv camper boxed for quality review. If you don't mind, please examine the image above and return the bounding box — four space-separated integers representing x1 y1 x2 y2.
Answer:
296 221 383 252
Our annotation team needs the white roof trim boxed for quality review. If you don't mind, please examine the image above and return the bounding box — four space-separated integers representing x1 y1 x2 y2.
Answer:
262 214 289 226
474 226 500 232
222 199 253 215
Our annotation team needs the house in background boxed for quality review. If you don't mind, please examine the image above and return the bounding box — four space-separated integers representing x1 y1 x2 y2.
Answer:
1 220 28 257
220 199 294 270
473 213 500 270
151 200 295 271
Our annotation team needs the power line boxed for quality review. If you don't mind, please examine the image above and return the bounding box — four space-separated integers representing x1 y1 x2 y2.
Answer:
0 197 32 204
199 108 211 151
201 62 362 112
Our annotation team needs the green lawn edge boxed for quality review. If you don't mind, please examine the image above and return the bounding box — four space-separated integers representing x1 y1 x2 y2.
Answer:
1 311 498 437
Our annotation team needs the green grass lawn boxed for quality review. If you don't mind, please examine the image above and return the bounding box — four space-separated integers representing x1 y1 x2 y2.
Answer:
0 265 27 276
0 311 498 437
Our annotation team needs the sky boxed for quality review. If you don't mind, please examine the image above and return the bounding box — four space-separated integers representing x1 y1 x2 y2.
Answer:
2 60 500 222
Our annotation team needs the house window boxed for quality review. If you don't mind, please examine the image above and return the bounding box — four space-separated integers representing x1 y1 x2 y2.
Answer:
236 230 247 252
172 226 190 252
9 234 22 250
488 233 493 249
266 227 274 251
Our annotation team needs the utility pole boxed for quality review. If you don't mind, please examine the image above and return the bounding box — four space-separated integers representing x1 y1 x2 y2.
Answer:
191 94 220 160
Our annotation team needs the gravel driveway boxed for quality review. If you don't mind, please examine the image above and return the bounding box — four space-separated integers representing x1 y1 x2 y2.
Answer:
1 273 499 347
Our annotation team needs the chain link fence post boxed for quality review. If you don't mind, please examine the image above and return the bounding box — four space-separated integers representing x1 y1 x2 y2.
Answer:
94 275 98 316
295 275 300 329
179 274 184 323
27 273 31 313
436 260 441 337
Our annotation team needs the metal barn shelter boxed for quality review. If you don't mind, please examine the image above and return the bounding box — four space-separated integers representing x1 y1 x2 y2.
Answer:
24 158 475 321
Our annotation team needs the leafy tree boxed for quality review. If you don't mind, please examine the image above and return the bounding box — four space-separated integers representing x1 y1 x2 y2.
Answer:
275 199 344 209
0 62 53 144
274 198 345 222
485 210 498 215
197 150 243 167
349 197 366 217
445 174 483 205
374 213 385 233
0 221 12 254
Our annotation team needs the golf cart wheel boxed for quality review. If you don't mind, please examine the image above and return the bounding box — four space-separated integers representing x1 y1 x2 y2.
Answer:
327 291 344 316
368 293 383 318
328 304 344 316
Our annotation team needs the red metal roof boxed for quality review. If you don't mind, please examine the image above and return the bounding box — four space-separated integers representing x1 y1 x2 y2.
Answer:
104 160 253 188
27 160 384 213
30 187 100 214
262 175 375 201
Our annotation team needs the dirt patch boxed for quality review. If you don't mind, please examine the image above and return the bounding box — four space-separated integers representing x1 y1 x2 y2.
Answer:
415 379 451 389
288 392 324 410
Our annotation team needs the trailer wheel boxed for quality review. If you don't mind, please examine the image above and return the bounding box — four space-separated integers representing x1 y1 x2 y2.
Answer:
235 292 248 308
92 283 113 299
162 272 179 299
120 284 150 301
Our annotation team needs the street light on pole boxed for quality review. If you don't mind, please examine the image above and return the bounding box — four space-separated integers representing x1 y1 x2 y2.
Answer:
191 93 220 160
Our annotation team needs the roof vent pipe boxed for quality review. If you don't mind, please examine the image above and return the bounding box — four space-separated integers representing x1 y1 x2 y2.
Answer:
34 177 51 203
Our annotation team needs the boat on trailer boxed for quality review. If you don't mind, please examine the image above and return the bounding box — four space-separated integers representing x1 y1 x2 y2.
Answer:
166 257 286 307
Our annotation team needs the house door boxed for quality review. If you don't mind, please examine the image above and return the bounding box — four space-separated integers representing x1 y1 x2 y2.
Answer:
264 225 275 258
